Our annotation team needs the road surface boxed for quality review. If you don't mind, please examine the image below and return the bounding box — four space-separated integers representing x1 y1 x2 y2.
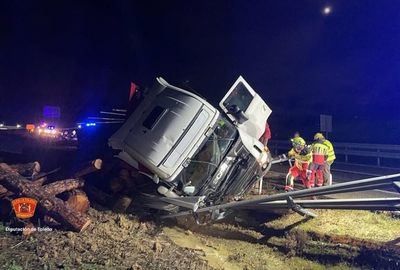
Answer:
269 161 400 199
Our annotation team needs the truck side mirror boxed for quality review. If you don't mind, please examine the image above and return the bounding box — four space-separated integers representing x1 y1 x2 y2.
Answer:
227 104 249 124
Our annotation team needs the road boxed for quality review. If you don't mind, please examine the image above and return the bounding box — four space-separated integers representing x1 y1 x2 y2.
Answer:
269 161 400 199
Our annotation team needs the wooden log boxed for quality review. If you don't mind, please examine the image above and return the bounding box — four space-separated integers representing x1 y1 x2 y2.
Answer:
0 163 90 232
10 162 41 177
0 177 84 197
43 197 91 232
74 159 102 178
0 189 13 199
67 190 90 213
0 184 8 194
43 178 85 196
31 176 47 186
32 167 61 182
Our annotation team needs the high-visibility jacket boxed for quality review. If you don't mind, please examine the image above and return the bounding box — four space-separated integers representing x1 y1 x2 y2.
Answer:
323 139 336 164
288 146 312 169
311 142 329 165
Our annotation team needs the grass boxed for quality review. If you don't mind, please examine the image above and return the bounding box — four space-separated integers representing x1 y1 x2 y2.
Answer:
164 225 352 270
3 261 24 270
0 222 6 233
266 209 400 243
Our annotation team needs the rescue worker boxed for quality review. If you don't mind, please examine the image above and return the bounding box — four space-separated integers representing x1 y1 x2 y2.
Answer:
285 137 313 191
314 133 336 185
310 135 329 187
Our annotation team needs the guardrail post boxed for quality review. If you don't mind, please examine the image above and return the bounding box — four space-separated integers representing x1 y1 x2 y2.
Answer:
377 149 381 167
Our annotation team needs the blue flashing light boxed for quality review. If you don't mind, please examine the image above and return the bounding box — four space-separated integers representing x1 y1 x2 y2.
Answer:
77 124 82 129
85 123 96 127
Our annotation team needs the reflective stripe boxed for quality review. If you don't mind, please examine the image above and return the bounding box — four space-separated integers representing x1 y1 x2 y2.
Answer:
312 142 328 165
312 143 329 155
288 148 312 163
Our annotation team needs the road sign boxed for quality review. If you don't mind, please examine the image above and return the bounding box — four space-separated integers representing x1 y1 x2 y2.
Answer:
320 114 332 133
43 106 61 119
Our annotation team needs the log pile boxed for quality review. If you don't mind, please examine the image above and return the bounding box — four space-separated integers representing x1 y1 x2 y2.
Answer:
0 159 102 232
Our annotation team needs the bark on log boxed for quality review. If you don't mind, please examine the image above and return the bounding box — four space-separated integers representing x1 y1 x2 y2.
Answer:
0 163 90 232
10 162 41 177
0 177 45 198
31 176 47 186
43 178 85 196
0 184 8 194
0 189 13 199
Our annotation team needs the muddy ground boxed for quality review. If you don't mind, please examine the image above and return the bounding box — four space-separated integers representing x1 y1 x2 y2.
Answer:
1 204 400 270
0 206 211 270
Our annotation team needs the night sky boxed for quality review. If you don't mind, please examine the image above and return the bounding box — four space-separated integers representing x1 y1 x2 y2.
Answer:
1 1 399 143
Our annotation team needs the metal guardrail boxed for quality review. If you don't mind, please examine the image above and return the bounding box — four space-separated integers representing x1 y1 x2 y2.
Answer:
161 173 400 219
268 140 400 167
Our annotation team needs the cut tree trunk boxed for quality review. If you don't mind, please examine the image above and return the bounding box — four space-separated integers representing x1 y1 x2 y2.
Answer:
67 189 90 213
10 162 41 178
74 159 102 178
0 163 90 232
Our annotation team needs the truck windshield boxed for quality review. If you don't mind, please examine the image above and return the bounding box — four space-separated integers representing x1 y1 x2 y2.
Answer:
180 117 237 193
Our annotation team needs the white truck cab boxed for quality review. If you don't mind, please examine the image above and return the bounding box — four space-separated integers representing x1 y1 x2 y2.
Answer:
109 76 272 211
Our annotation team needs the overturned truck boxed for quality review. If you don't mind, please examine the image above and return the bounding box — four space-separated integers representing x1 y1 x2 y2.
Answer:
109 76 400 220
109 76 272 213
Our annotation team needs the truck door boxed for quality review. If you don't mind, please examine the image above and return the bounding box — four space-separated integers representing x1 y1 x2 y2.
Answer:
219 76 272 140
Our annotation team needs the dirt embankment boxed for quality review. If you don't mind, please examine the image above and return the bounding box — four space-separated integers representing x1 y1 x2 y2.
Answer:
0 207 210 270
